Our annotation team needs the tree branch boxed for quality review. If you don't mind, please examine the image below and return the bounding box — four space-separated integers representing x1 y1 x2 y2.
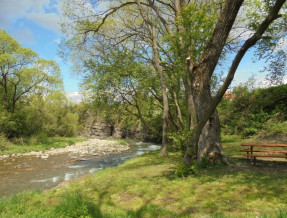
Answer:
197 0 244 77
184 0 287 165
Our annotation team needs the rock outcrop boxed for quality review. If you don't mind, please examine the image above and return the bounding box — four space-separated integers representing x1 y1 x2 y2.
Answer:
85 122 113 138
83 121 152 141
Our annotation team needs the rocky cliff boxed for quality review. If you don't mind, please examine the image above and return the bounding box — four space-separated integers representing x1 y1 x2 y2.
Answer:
83 121 152 141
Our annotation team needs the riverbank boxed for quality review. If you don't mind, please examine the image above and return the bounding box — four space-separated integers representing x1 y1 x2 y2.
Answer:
0 138 130 160
1 135 287 217
0 139 157 198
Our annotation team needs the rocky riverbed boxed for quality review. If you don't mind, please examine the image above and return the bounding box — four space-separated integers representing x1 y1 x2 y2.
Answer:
0 140 160 197
0 138 130 160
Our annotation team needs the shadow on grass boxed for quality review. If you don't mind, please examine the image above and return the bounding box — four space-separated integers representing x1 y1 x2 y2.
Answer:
53 189 105 218
51 178 115 218
126 199 178 217
189 156 287 203
119 151 180 171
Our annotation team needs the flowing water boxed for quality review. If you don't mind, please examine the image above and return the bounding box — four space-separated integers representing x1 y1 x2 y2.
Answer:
0 141 160 198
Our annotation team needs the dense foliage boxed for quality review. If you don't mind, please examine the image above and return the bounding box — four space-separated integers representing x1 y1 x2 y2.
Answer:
60 0 287 163
219 84 287 137
0 30 82 139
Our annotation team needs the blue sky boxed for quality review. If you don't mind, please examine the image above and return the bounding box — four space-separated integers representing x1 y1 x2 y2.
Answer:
0 0 81 102
0 0 285 102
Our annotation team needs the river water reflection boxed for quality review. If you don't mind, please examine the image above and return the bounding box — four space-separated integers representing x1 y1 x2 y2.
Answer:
0 141 160 197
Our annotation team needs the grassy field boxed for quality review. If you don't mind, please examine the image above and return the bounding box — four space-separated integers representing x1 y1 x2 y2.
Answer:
1 135 287 217
0 137 86 156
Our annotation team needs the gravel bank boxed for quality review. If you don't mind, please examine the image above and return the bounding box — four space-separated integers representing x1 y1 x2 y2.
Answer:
0 138 130 160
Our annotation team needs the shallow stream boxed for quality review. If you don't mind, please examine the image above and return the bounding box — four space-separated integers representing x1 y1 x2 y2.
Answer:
0 141 160 197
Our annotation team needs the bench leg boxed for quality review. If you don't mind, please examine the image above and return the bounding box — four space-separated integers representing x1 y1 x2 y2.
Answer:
253 157 256 166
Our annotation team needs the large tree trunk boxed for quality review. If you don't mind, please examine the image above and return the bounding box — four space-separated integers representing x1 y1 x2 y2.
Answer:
183 0 244 166
184 74 227 165
193 83 226 164
175 0 224 162
183 0 285 166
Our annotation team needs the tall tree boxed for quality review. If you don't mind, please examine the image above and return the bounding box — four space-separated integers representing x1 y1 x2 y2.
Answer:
184 0 286 165
60 0 287 165
0 29 62 114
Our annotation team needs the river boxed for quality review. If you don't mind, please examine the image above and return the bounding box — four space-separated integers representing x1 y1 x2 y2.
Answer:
0 141 160 198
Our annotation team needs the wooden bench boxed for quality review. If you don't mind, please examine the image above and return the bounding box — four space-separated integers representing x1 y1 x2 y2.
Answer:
240 143 287 166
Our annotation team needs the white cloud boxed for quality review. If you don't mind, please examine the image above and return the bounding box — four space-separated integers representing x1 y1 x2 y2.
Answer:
0 0 60 33
97 1 111 11
27 12 61 33
66 91 82 103
276 37 287 51
12 28 35 44
53 38 61 44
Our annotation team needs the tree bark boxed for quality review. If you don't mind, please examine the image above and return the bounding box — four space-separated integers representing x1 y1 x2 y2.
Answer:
175 0 225 163
136 0 170 156
191 76 226 164
184 0 244 165
173 90 184 130
151 25 169 156
184 0 286 166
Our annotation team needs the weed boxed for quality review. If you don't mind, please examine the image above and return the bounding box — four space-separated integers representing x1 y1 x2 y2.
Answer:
0 133 11 151
261 209 287 218
53 190 101 218
174 162 197 177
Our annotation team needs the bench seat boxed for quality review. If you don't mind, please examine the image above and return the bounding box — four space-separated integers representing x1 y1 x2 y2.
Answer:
241 143 287 165
240 149 287 153
242 143 287 147
244 154 287 158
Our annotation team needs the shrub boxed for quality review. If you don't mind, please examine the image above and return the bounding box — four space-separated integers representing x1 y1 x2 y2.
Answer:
27 132 49 145
169 129 191 153
262 120 287 136
174 162 197 178
0 133 11 151
218 84 287 137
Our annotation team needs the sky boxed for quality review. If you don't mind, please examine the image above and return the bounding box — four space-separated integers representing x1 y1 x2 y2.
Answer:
0 0 285 103
0 0 82 102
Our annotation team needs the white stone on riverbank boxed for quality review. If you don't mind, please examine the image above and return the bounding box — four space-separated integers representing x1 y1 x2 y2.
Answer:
0 138 130 160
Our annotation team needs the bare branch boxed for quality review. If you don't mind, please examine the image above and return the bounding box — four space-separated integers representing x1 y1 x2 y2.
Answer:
154 0 175 12
147 0 173 36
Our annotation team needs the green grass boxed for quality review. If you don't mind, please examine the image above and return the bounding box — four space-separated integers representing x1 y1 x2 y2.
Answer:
1 136 287 217
0 137 86 156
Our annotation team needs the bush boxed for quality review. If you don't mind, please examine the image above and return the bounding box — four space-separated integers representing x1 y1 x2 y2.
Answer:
174 162 197 178
169 129 191 153
27 133 49 145
218 84 287 137
174 157 226 178
262 120 287 136
58 112 80 137
0 133 12 151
